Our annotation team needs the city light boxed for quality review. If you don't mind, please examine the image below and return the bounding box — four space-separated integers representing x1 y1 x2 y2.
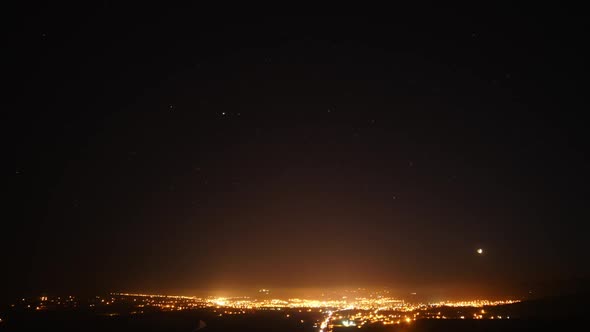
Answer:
8 290 522 330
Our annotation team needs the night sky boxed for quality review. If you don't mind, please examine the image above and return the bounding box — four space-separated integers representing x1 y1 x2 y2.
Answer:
12 5 589 299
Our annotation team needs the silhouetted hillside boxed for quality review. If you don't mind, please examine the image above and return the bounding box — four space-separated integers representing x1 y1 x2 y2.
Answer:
485 292 588 319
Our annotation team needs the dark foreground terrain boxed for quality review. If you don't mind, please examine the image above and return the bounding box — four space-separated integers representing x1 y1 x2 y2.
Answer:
0 310 582 332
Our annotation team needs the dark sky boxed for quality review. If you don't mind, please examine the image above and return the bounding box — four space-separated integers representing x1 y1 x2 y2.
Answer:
12 4 589 299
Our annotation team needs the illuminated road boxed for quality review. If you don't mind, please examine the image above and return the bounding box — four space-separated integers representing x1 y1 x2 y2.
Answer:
319 306 356 332
319 310 333 332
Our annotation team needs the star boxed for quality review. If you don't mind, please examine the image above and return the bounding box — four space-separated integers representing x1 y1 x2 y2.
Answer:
477 248 484 254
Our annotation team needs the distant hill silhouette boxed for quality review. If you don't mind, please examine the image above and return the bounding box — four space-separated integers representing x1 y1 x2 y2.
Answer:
514 276 590 300
487 292 588 320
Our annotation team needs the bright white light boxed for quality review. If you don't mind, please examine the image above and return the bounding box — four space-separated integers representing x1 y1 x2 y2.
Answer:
477 248 483 254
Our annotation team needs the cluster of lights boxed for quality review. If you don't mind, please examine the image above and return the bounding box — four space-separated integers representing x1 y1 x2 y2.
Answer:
199 296 413 311
112 293 201 300
430 299 520 307
8 291 521 328
321 309 417 328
